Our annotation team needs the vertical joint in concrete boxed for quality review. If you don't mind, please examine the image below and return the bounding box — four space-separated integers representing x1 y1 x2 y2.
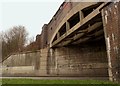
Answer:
66 21 70 31
57 32 60 39
79 10 84 20
49 48 55 75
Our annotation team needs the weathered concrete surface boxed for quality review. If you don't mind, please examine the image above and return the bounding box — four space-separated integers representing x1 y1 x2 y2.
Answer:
2 66 35 76
2 51 41 76
3 51 40 67
35 48 48 76
2 49 49 77
102 2 120 82
2 41 108 79
49 39 108 78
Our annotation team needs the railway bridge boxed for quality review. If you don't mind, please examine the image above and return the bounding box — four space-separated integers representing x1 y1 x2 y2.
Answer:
2 2 120 82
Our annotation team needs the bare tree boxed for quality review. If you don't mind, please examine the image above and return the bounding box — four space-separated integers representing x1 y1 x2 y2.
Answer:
1 26 28 60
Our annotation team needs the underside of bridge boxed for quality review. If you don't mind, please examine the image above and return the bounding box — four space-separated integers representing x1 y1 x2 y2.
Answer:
48 2 120 82
48 39 108 78
48 2 109 79
51 2 104 47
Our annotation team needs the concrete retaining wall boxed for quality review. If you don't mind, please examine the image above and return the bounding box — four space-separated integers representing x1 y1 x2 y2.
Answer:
3 51 40 67
2 51 41 76
2 41 109 78
2 66 35 76
2 49 49 77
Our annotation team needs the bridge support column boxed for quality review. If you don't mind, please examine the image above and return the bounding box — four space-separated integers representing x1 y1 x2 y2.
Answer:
57 32 60 38
101 2 120 82
66 21 70 31
48 48 57 75
79 11 84 20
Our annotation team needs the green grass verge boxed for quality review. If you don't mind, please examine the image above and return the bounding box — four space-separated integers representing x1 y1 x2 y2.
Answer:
1 79 119 84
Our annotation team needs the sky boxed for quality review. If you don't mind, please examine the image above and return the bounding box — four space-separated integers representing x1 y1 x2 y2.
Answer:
0 0 64 38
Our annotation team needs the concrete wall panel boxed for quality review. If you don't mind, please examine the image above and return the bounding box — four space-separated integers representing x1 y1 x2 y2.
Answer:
49 40 108 77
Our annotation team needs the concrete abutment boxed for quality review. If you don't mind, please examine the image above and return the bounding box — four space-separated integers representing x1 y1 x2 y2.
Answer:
101 2 120 82
48 38 108 78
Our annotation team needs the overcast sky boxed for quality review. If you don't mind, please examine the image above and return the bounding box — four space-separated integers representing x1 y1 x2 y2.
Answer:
0 0 64 38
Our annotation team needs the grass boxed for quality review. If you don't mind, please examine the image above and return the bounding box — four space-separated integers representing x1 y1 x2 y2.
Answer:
1 79 119 85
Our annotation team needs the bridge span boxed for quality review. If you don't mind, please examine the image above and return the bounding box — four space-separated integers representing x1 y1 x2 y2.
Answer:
2 2 120 82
